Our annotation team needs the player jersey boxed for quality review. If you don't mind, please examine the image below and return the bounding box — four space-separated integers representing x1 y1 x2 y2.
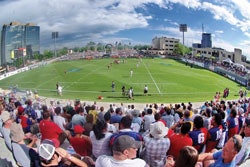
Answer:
205 125 222 152
227 117 239 139
189 127 208 153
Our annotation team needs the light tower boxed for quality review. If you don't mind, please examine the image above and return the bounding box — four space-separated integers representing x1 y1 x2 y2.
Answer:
179 24 187 45
52 32 59 57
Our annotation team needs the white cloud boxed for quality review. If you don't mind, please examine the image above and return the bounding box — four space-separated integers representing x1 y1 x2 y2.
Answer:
0 0 154 48
1 0 250 58
168 0 201 9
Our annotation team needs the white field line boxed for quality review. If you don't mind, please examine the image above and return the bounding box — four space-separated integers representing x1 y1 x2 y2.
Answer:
60 82 94 84
131 82 177 85
142 61 162 95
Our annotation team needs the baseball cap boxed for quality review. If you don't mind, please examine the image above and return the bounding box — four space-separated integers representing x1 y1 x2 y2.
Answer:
112 135 141 152
38 139 56 161
0 111 11 122
74 125 85 134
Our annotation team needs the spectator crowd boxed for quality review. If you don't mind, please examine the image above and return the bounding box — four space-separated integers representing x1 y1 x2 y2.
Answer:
1 91 250 167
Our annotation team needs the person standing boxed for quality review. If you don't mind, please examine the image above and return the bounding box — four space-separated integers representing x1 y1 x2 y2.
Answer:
130 69 133 78
144 85 148 96
56 82 59 90
111 81 115 92
122 86 126 97
58 85 63 96
128 87 134 100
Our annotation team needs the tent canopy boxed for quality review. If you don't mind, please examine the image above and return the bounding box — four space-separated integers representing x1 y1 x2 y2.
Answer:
222 58 233 64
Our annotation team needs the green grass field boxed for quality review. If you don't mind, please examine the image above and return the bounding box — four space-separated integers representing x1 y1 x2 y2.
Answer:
0 58 244 103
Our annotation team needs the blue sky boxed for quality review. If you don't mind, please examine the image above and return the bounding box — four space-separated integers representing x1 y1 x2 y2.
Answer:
1 0 250 59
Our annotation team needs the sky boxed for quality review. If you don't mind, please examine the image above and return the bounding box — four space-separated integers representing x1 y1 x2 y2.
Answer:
1 0 250 59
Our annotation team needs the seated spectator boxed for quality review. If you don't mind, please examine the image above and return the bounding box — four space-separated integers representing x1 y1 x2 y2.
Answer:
24 99 37 123
0 110 14 151
131 110 143 132
61 106 72 123
5 97 16 113
189 116 208 153
161 107 174 128
53 106 67 131
0 103 5 137
227 108 239 139
168 122 193 159
96 135 147 167
235 118 250 166
97 106 105 122
71 106 86 129
90 119 113 159
205 113 222 153
84 114 94 136
16 110 33 133
88 105 98 124
198 134 243 167
110 107 122 124
39 139 89 167
39 110 67 145
110 115 143 147
143 108 155 131
68 125 92 157
183 110 194 130
166 146 200 167
217 111 228 149
104 111 117 133
143 121 170 167
10 122 40 167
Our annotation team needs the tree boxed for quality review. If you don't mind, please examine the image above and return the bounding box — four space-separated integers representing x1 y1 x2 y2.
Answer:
86 41 96 51
133 44 151 50
96 43 104 52
43 50 53 59
174 43 191 55
58 47 68 56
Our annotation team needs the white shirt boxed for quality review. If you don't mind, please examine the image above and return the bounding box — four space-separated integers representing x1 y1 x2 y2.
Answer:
58 86 62 93
96 155 147 167
90 131 113 158
107 123 117 133
53 115 66 131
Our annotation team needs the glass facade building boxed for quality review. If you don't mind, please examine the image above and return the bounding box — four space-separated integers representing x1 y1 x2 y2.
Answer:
201 33 212 48
0 22 40 66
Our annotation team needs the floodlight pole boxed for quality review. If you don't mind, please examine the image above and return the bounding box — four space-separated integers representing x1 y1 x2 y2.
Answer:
179 24 187 45
52 32 59 57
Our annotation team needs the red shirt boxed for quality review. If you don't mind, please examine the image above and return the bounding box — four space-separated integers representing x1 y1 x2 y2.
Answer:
20 116 29 128
168 133 193 159
70 137 92 156
39 119 63 141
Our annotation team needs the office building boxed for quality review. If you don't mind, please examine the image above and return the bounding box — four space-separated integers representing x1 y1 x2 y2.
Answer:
150 37 179 55
0 21 40 66
201 33 212 48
